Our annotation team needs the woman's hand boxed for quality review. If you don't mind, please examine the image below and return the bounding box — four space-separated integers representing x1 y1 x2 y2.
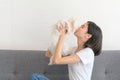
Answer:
57 22 68 35
45 49 52 58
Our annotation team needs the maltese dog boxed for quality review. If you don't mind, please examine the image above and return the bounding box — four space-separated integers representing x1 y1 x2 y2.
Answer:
48 18 79 65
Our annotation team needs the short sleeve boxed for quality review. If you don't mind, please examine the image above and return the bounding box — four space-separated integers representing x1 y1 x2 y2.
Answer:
76 48 94 65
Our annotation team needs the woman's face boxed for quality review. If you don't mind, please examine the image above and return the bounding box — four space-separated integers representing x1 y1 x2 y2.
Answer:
74 22 91 42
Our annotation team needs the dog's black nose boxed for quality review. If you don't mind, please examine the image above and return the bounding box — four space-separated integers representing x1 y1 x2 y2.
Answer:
66 29 68 33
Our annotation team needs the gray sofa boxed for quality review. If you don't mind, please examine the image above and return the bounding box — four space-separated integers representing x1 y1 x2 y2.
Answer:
0 50 120 80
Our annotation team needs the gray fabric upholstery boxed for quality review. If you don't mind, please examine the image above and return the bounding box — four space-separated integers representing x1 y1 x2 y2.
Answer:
92 50 120 80
0 50 120 80
0 50 68 80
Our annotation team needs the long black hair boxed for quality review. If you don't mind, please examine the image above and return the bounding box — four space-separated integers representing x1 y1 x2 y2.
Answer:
85 21 103 56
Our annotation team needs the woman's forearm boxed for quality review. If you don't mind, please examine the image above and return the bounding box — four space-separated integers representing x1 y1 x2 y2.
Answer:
53 34 66 64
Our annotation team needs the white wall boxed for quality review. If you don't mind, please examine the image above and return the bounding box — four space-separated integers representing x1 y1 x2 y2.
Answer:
0 0 120 50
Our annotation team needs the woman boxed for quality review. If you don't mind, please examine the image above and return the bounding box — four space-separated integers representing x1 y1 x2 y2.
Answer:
45 21 102 80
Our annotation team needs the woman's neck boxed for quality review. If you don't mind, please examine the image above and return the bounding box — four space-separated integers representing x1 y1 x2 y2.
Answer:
75 39 85 53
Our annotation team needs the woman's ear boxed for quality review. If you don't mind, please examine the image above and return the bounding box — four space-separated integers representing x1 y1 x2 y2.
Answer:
87 34 92 39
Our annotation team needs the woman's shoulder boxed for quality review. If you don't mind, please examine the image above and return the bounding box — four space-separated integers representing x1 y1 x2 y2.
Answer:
80 47 94 56
80 47 94 53
69 47 94 56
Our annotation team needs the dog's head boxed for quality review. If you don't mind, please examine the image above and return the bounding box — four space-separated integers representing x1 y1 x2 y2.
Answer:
55 19 79 34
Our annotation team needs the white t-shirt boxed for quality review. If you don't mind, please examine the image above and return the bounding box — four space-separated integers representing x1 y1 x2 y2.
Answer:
68 47 94 80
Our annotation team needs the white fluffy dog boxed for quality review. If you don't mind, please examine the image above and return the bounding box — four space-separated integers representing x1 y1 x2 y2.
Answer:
48 18 79 65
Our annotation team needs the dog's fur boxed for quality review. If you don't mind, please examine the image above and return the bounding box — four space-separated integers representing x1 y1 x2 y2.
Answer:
48 18 79 65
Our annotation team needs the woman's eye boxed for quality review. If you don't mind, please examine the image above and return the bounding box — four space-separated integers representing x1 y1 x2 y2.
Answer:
81 25 84 29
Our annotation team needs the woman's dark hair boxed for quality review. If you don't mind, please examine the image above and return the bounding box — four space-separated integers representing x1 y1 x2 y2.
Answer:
85 21 103 56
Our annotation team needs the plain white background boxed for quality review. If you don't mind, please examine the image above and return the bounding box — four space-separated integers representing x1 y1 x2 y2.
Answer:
0 0 120 50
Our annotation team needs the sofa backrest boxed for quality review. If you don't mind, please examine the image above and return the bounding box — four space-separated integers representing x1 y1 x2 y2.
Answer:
0 50 120 80
0 50 68 80
91 50 120 80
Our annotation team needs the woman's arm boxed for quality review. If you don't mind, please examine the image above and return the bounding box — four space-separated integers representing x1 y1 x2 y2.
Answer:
52 34 80 64
52 23 81 65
